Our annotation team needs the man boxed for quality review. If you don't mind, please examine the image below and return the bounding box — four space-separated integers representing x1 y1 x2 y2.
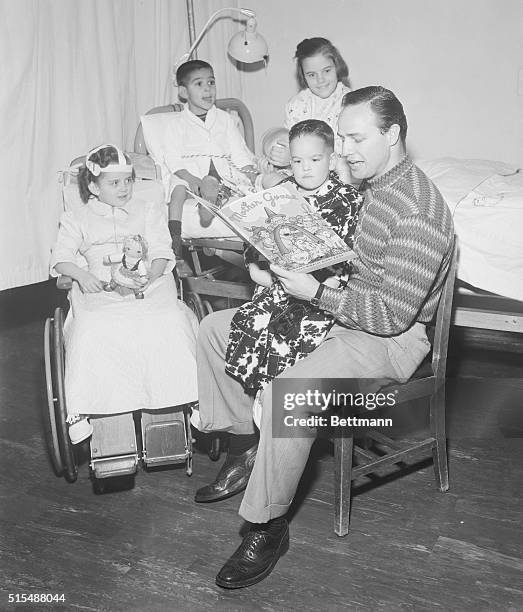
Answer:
195 86 454 589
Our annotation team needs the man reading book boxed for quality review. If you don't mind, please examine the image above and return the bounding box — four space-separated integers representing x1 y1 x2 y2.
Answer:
194 86 454 590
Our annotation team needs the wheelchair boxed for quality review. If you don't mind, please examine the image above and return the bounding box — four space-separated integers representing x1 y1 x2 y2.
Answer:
43 301 194 490
44 162 194 491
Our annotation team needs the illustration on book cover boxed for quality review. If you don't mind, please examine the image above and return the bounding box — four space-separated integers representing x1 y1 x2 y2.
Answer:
191 183 355 273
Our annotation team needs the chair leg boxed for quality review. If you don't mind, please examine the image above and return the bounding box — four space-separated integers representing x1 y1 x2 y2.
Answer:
430 383 449 492
334 431 354 537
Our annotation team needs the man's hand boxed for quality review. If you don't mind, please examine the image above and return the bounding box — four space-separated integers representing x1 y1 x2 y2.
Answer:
248 263 273 288
323 275 342 289
77 270 105 293
270 265 320 301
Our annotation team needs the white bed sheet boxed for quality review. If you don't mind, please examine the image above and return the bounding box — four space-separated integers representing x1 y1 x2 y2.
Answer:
418 158 523 301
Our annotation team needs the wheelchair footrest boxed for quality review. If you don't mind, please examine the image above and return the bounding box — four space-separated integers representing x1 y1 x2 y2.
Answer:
90 454 138 479
142 419 189 467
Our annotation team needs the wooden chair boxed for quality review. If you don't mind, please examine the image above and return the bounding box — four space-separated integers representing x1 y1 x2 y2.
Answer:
333 240 458 536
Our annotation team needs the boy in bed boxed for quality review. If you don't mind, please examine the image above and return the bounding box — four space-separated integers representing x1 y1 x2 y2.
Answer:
163 60 260 273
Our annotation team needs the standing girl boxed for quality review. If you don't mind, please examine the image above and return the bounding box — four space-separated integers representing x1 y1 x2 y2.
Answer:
51 144 198 443
267 37 351 181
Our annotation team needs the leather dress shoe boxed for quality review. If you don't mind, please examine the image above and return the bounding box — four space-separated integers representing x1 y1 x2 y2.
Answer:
194 445 257 503
216 518 289 589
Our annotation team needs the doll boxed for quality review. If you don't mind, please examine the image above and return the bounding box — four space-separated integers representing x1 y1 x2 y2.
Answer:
103 234 149 299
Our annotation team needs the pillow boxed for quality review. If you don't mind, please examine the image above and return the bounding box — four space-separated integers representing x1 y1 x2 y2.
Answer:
126 152 158 181
140 113 178 196
226 108 245 140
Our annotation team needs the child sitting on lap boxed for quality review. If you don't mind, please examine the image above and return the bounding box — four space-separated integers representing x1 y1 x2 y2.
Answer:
163 60 260 273
225 120 363 393
51 144 198 443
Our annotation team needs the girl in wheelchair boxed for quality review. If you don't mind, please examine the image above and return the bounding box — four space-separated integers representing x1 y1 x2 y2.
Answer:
50 144 198 447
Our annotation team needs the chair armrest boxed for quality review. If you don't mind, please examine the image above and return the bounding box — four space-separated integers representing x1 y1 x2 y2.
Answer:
183 237 244 252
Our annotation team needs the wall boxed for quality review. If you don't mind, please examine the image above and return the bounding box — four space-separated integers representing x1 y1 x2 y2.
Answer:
239 0 523 165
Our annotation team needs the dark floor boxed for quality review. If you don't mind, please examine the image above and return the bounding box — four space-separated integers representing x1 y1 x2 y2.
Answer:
1 281 523 612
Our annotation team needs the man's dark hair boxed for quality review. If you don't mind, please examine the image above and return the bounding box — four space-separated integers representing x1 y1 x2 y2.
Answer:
342 86 408 143
176 59 214 87
289 119 334 150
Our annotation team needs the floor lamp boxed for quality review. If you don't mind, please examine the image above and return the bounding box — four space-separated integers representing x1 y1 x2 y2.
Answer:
178 3 268 72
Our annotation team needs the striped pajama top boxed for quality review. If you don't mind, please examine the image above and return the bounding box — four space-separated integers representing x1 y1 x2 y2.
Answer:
319 155 454 336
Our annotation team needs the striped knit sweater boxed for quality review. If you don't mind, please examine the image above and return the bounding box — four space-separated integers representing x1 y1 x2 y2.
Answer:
319 155 454 336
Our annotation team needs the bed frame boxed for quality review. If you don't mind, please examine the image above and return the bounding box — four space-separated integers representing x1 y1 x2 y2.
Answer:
452 284 523 334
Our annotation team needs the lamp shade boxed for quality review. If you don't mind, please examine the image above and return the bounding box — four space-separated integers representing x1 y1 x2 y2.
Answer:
227 17 268 63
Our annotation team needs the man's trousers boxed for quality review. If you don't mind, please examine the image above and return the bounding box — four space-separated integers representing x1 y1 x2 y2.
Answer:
196 308 430 523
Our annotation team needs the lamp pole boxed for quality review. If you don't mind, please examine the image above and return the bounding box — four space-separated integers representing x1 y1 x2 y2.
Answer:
186 0 197 51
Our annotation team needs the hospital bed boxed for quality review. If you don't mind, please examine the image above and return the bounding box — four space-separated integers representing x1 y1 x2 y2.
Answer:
417 158 523 336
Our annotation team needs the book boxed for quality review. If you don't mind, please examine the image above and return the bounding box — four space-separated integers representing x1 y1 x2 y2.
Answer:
188 183 355 273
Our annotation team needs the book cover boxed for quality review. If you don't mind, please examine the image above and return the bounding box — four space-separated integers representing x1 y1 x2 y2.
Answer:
188 183 355 273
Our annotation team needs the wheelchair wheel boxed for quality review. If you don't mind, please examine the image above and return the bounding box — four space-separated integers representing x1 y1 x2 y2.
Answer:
44 317 63 474
184 291 207 322
43 307 78 482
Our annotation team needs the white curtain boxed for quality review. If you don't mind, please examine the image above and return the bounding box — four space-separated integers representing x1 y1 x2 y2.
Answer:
0 0 189 290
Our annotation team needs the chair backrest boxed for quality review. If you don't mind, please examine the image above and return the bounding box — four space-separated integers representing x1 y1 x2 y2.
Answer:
430 238 458 378
133 97 255 155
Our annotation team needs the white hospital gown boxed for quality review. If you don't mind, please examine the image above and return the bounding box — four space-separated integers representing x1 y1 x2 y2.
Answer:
50 195 198 416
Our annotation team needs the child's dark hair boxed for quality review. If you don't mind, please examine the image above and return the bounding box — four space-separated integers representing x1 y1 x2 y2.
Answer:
342 86 408 144
295 37 349 90
176 59 214 87
289 119 334 150
78 145 135 204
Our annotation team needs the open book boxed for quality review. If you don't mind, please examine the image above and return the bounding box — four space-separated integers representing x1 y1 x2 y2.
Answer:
188 183 355 273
